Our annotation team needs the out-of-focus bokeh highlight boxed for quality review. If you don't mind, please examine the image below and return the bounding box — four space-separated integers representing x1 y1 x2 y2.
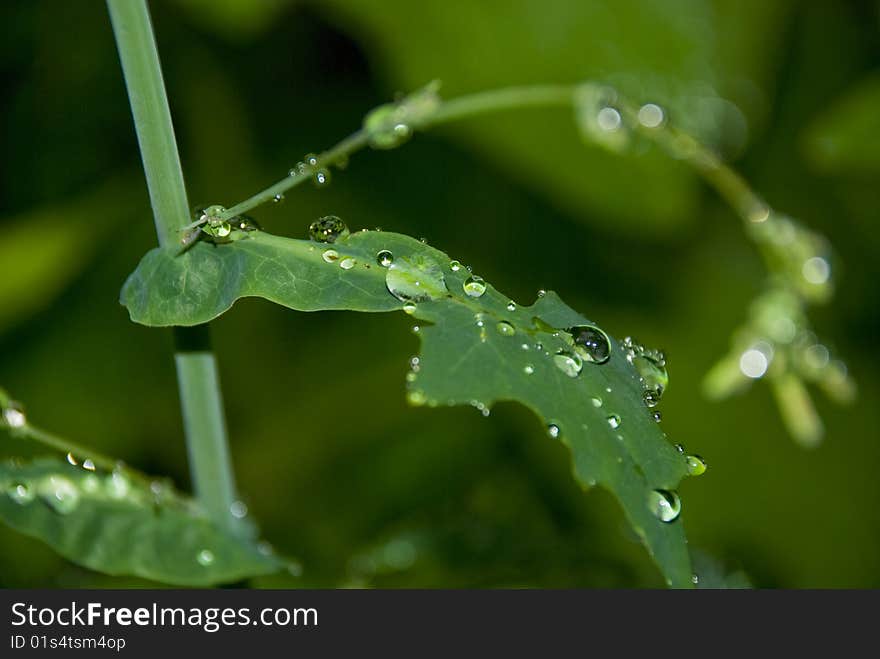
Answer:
1 0 878 587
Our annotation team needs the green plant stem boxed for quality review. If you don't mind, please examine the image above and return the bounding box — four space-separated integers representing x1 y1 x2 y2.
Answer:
107 0 238 527
218 83 766 234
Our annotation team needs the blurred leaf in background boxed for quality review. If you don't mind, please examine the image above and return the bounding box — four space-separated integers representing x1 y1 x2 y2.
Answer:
1 0 878 588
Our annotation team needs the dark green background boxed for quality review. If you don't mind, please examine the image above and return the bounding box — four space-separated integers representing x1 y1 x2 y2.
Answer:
1 0 878 587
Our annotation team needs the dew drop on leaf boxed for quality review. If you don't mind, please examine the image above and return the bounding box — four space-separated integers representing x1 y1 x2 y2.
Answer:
322 249 339 263
547 424 561 439
309 215 349 243
647 489 681 523
272 193 285 204
524 364 535 375
553 351 583 378
376 250 394 267
37 475 79 514
402 303 417 315
463 275 487 298
686 455 707 477
506 301 516 312
407 390 427 406
606 414 621 429
449 260 462 272
197 549 215 566
590 397 602 408
7 482 34 505
340 257 356 270
570 325 611 364
652 410 662 422
496 321 516 337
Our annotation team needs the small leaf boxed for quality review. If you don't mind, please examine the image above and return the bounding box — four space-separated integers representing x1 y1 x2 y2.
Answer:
0 458 280 586
122 229 693 587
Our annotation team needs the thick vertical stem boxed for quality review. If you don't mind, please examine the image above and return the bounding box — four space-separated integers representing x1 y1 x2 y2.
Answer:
107 0 238 527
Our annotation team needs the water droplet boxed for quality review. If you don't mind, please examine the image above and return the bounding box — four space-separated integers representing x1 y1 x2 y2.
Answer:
272 193 285 204
506 301 516 312
402 303 417 315
647 489 681 523
82 459 96 471
449 260 462 272
652 410 662 422
3 404 26 429
637 103 665 128
37 475 79 514
553 351 583 378
364 103 414 149
463 275 487 298
802 256 830 285
81 475 101 494
643 390 659 408
230 500 248 519
547 424 561 439
524 364 535 375
537 289 547 298
322 249 339 263
233 215 261 232
597 107 622 131
340 257 356 270
409 356 420 371
590 397 602 408
411 325 420 334
386 260 447 302
570 325 611 364
106 471 130 499
7 482 34 504
691 574 700 586
496 321 516 337
197 549 215 566
376 250 394 267
606 414 621 429
739 347 769 379
313 169 331 187
66 452 78 466
407 390 427 406
673 443 685 454
309 215 349 243
686 455 707 477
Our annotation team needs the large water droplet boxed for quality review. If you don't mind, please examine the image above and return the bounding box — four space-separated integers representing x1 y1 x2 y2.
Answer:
496 321 516 337
37 475 79 514
606 414 621 429
197 549 215 566
570 325 611 364
376 250 394 267
322 249 339 263
309 215 349 243
463 276 487 298
637 103 665 128
449 260 462 272
402 303 417 315
7 482 34 504
553 351 583 378
386 259 447 302
686 455 707 477
647 489 681 523
339 257 356 270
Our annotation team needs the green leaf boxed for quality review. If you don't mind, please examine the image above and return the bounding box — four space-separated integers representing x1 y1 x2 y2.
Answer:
0 458 281 586
122 230 694 587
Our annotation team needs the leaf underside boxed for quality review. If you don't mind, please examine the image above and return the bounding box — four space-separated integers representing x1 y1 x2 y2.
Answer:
0 458 280 586
122 230 692 587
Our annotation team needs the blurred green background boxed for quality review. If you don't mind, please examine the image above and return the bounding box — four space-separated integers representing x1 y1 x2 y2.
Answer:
1 0 879 588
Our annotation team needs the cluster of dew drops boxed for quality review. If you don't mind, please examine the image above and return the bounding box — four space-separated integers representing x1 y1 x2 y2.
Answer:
305 219 707 525
0 392 270 571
